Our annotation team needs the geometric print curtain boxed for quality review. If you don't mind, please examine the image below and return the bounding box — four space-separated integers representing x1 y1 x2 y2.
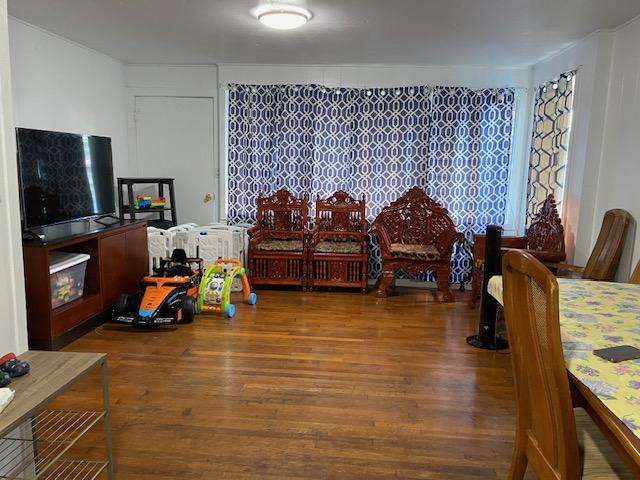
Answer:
227 84 516 283
526 71 576 226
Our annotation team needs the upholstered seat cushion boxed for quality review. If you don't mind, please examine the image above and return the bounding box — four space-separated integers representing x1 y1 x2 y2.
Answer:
390 243 440 261
315 239 362 254
256 238 303 252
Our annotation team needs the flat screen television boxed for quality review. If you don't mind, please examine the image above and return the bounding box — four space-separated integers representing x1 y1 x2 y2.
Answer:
16 128 116 229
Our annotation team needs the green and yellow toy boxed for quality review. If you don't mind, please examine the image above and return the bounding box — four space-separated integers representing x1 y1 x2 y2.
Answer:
197 258 256 318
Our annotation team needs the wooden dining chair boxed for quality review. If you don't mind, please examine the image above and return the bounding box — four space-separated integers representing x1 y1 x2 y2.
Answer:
628 260 640 284
550 209 631 281
502 250 632 479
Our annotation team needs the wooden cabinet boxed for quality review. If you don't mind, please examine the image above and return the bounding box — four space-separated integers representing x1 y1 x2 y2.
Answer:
100 225 148 309
23 221 148 350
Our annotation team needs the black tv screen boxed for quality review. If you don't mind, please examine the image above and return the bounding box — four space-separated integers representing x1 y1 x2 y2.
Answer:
16 128 116 228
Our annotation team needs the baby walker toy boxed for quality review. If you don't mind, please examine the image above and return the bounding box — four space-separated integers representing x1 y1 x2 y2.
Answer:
197 258 256 318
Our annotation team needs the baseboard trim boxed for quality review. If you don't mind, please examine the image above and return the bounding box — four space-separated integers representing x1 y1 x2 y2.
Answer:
366 278 466 290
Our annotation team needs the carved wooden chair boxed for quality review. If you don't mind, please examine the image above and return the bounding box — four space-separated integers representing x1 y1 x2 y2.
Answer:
370 187 458 301
247 188 309 290
469 194 566 307
503 250 632 479
308 191 367 292
549 209 631 281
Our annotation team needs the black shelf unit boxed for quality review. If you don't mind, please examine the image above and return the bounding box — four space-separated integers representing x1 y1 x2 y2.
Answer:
117 177 178 228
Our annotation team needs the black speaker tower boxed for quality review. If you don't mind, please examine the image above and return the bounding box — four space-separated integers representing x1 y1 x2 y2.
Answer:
467 224 508 350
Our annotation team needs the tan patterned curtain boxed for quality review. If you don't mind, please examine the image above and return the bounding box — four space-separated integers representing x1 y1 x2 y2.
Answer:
526 71 576 226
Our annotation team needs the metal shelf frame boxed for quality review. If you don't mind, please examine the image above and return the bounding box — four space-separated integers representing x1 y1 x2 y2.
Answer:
117 177 178 227
0 352 113 480
0 411 105 479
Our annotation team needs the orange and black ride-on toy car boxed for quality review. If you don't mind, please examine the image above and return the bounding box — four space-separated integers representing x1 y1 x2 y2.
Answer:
113 248 203 326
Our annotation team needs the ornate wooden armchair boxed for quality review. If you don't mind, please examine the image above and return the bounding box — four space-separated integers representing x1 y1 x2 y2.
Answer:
308 191 367 292
370 187 458 301
247 188 309 290
469 194 566 307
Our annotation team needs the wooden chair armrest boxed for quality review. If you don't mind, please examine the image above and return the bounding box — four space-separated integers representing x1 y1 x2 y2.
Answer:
308 226 322 247
369 227 392 254
247 225 260 237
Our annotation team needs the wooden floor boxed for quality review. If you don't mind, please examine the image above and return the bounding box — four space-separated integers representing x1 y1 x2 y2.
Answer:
57 288 524 479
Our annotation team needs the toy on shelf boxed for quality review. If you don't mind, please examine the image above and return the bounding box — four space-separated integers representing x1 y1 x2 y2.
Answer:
134 195 152 209
52 272 74 306
151 197 166 208
134 194 166 210
197 258 256 318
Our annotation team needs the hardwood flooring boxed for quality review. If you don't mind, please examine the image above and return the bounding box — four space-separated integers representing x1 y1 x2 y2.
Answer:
55 288 524 479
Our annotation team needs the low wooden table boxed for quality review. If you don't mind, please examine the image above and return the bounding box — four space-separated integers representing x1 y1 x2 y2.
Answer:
0 351 113 479
488 276 640 474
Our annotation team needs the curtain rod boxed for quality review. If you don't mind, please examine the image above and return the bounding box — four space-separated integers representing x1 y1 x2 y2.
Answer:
220 83 529 92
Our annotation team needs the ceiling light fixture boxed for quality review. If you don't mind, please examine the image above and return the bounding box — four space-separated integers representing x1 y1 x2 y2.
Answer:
255 4 312 30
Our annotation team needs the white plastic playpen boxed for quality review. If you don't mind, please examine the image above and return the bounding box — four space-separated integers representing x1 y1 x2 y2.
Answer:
146 223 251 291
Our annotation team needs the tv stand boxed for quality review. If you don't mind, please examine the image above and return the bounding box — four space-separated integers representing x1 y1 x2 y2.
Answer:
22 229 43 241
22 221 148 350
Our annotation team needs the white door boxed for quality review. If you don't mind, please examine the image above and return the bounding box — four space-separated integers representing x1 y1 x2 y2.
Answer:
134 96 216 225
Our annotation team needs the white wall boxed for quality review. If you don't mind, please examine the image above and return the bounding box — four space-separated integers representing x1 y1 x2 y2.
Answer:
8 18 129 178
0 1 27 354
592 17 640 280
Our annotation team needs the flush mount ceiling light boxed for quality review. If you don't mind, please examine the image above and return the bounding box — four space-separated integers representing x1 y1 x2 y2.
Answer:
254 4 312 30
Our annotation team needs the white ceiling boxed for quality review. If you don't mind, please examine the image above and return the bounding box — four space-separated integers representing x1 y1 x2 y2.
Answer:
8 0 640 66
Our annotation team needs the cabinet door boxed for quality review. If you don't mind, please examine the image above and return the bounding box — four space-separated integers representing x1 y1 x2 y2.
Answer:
100 232 127 309
100 226 149 310
125 226 148 292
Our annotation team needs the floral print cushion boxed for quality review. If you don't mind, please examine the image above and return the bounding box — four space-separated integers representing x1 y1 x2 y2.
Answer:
315 240 362 254
488 276 640 439
390 243 440 261
256 238 303 252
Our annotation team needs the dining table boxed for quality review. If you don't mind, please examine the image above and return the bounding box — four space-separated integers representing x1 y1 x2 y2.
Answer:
487 276 640 474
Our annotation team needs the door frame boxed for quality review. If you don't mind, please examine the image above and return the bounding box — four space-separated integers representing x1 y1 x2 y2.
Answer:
0 0 28 353
127 92 219 223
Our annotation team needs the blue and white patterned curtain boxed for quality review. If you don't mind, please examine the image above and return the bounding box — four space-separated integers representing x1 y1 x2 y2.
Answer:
527 71 576 225
227 84 516 283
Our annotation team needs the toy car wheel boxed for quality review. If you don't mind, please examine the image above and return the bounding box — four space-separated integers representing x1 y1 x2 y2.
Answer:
113 294 130 318
248 292 257 305
224 303 236 318
181 296 196 324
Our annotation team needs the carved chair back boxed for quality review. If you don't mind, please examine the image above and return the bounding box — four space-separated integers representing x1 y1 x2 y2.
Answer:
256 188 309 233
315 191 366 235
527 194 565 254
373 187 456 255
583 208 631 280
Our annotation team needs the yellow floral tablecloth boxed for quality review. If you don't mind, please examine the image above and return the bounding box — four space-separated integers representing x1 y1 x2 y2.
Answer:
488 276 640 439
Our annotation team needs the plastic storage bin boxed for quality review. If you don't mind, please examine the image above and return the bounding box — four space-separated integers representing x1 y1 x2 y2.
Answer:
49 251 90 309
